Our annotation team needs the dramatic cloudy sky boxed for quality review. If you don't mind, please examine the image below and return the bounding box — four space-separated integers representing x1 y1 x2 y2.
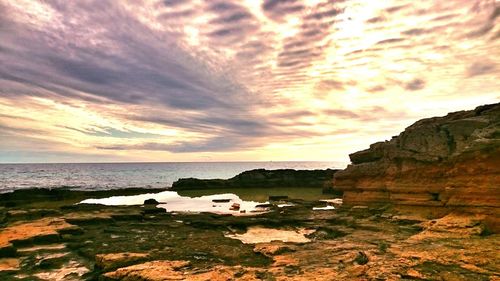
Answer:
0 0 499 164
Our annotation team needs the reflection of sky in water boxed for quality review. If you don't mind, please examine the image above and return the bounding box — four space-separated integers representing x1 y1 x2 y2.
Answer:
225 227 314 244
80 191 268 215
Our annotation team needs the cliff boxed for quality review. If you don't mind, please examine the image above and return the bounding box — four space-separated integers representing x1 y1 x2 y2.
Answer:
171 168 338 190
332 103 500 208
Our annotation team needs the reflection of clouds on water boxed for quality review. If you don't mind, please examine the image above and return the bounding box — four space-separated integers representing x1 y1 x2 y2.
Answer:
80 191 268 215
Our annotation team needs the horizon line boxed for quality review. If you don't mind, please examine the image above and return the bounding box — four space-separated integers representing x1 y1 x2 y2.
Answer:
0 160 346 165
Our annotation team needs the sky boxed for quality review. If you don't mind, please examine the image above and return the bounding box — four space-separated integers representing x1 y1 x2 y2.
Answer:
0 0 499 164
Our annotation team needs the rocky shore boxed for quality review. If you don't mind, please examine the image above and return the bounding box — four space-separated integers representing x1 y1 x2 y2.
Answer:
331 103 500 231
1 188 498 280
171 169 338 190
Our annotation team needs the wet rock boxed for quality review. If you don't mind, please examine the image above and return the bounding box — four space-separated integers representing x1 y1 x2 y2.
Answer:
255 204 273 209
253 243 295 257
95 252 149 271
354 251 369 265
255 270 275 281
0 218 75 256
143 199 159 205
212 199 231 203
141 206 166 215
305 227 346 240
16 244 66 253
35 252 69 269
172 169 338 190
0 244 16 258
33 260 89 281
103 260 190 280
64 212 114 225
6 209 61 222
0 258 19 272
230 203 241 211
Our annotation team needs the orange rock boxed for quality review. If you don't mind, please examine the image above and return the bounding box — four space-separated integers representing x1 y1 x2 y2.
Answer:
0 218 74 250
409 212 487 240
95 252 149 270
104 260 190 280
331 103 500 231
254 242 295 257
0 258 19 272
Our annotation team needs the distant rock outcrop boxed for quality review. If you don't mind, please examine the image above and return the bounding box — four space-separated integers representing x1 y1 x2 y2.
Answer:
171 169 338 190
332 103 500 208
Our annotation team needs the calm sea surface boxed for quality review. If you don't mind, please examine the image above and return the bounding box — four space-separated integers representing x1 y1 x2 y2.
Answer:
0 162 340 193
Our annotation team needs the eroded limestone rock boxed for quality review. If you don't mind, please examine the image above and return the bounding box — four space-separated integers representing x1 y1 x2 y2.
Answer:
0 218 75 256
332 103 500 212
95 252 149 270
103 260 190 280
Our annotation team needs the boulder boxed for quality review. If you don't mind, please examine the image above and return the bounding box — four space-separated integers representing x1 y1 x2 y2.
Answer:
143 199 159 205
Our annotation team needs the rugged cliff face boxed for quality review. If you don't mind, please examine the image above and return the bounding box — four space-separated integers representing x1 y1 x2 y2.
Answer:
333 103 500 208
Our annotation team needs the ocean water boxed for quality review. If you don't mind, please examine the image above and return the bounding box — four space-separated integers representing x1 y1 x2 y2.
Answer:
0 161 339 193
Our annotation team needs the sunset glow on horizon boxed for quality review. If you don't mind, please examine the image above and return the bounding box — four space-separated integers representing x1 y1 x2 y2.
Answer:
0 0 499 164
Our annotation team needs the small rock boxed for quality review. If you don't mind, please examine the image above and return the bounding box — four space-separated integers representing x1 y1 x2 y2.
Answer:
143 199 159 205
354 251 369 265
212 199 231 203
351 206 369 210
229 203 240 211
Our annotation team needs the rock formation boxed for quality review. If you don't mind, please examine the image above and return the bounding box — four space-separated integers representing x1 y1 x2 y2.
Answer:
332 103 500 209
172 168 338 190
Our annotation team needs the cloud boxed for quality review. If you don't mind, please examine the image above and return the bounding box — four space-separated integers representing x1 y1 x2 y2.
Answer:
315 80 346 91
402 28 427 36
262 0 304 21
385 4 409 13
323 109 360 119
96 135 258 153
0 0 499 162
467 61 496 77
367 16 385 23
367 85 386 92
405 79 426 91
376 38 405 45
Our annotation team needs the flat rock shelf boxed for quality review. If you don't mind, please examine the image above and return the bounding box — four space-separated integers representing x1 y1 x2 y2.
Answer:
0 187 498 280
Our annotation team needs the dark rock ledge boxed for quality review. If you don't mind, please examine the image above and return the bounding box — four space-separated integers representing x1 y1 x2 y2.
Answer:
171 168 338 190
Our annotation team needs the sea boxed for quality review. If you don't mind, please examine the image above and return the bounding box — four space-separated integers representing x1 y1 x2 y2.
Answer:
0 161 340 193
